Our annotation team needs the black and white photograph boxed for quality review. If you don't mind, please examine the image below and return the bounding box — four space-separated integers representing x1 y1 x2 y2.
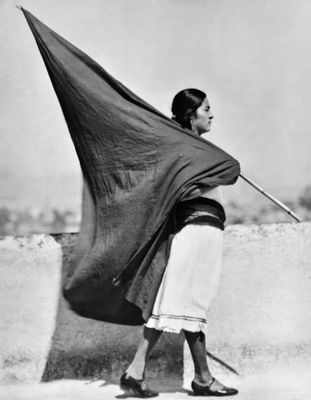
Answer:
1 0 311 399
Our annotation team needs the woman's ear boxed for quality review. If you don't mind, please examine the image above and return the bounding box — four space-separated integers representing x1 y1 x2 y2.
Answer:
190 118 198 135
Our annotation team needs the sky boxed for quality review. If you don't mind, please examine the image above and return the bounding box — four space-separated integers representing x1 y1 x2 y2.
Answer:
1 0 311 212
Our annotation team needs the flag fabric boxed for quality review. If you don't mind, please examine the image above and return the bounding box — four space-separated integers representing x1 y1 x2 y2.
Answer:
21 8 241 325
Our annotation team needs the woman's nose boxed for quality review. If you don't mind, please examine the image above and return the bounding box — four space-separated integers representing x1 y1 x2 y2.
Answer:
209 113 214 120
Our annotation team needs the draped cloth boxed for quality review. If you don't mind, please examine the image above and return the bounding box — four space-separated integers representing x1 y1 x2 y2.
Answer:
21 8 241 325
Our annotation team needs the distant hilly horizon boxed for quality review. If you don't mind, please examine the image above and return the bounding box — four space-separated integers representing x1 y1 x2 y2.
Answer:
1 172 306 213
2 1 311 215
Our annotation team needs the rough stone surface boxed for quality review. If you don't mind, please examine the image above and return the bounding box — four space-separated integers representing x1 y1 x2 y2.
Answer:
184 221 311 389
1 221 311 396
42 233 184 384
0 366 310 400
0 235 62 385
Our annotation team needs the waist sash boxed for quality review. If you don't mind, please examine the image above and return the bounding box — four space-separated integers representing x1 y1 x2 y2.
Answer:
174 197 226 231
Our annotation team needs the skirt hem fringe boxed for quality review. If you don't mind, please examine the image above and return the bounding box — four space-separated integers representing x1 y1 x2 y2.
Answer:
144 315 209 335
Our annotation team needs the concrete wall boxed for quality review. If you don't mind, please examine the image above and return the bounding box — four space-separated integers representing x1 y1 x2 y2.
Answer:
1 222 310 388
184 221 311 389
0 232 184 387
0 235 62 385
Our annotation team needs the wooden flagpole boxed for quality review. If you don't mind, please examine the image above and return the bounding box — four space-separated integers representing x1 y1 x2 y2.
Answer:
239 173 302 222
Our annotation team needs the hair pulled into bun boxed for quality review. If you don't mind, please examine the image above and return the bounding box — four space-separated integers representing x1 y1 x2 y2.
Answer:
171 88 206 129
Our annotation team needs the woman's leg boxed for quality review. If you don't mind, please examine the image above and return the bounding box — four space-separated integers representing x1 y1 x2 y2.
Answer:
184 330 232 391
183 330 212 384
125 326 163 379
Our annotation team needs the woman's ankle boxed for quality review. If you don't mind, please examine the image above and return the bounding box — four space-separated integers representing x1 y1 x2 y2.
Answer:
194 371 213 385
125 365 145 380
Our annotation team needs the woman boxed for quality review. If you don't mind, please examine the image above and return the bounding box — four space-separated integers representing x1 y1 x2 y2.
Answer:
120 89 238 397
20 10 240 396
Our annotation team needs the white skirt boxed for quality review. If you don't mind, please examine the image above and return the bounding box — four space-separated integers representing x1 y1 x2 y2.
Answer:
144 222 224 335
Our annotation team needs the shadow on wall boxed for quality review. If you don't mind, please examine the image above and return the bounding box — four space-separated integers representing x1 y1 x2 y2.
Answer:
41 233 184 386
1 221 311 387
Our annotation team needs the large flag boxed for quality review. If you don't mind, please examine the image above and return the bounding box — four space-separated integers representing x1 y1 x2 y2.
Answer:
21 8 240 325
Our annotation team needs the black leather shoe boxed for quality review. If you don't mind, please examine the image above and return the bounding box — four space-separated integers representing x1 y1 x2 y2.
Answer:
120 372 159 398
191 377 238 397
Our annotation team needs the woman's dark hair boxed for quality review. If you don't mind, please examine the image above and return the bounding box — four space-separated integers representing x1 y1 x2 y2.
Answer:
171 88 206 129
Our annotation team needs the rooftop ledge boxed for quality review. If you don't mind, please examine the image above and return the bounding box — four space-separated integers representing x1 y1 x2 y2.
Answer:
0 221 311 390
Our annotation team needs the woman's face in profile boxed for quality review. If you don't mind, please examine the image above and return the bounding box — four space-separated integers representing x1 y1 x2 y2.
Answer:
192 97 214 135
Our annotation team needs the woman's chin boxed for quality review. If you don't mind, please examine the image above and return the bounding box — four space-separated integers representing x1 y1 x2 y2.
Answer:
200 128 211 135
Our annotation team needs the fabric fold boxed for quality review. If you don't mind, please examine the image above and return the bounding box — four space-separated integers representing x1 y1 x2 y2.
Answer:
21 7 241 325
